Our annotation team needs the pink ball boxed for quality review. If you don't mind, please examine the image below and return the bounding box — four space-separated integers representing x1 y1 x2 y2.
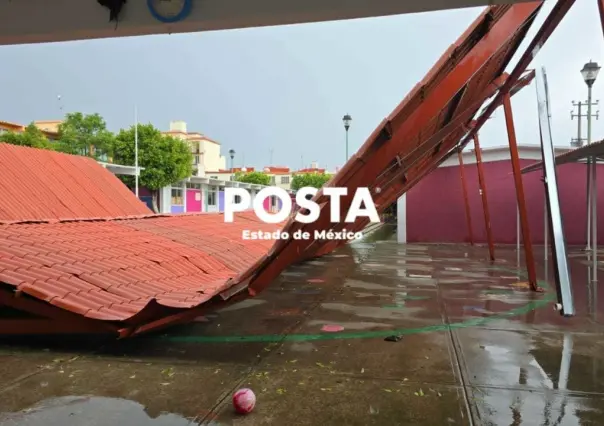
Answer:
233 388 256 414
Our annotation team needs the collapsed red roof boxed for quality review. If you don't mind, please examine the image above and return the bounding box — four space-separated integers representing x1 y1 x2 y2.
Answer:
0 143 150 223
244 3 545 295
0 2 547 336
0 144 280 336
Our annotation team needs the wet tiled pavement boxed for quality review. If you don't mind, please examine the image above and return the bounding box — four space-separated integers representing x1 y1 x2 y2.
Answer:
1 225 604 425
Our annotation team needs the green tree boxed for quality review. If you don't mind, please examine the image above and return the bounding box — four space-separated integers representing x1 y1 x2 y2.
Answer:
112 123 193 211
234 171 271 186
55 112 115 160
291 173 332 190
0 123 55 150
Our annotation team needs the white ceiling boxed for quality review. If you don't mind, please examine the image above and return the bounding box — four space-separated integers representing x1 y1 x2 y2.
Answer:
0 0 533 45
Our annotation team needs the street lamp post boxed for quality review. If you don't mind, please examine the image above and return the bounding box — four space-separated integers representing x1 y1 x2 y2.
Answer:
228 149 235 172
581 60 601 283
342 114 352 162
134 105 139 198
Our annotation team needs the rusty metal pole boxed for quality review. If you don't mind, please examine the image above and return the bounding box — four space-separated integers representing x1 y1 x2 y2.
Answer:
472 134 495 261
457 149 474 245
502 93 540 291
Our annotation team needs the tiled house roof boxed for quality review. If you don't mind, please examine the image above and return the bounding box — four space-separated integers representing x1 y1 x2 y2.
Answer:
0 144 279 337
0 143 150 223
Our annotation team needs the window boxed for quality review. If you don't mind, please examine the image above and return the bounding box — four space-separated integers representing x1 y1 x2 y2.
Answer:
270 176 276 184
186 182 201 189
281 176 290 184
234 195 242 204
171 187 183 205
210 175 218 180
207 187 217 206
193 155 199 165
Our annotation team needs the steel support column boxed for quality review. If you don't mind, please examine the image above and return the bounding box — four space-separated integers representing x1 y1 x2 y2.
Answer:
472 134 495 261
536 67 574 316
503 93 539 291
457 148 474 245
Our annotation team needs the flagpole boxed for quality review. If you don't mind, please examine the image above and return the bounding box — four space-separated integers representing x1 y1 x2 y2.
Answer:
134 105 139 197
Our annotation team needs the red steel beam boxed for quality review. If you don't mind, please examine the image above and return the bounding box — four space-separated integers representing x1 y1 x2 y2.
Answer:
458 149 474 245
0 290 118 334
461 0 576 149
314 71 536 258
306 75 536 258
0 319 116 335
248 4 544 294
599 0 604 37
473 134 495 261
502 93 540 291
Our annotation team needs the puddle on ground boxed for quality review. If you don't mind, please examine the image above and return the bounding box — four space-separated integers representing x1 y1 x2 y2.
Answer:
353 292 378 298
305 260 328 266
293 287 322 295
0 396 220 426
438 278 492 284
400 276 438 285
307 320 392 330
441 270 491 278
280 271 309 277
289 341 317 352
217 299 266 313
344 279 394 291
320 302 425 320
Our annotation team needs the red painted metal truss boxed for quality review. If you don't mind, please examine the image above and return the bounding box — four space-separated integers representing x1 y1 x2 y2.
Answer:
243 2 555 295
1 1 578 338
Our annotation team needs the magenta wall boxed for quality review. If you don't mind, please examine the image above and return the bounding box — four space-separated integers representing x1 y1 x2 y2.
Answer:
406 160 604 245
186 189 202 213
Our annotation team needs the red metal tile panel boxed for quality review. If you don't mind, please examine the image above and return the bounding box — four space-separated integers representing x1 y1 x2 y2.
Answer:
244 3 544 294
0 212 280 325
0 143 151 223
0 3 545 336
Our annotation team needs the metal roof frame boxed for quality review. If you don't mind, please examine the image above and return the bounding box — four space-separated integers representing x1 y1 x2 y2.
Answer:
521 139 604 174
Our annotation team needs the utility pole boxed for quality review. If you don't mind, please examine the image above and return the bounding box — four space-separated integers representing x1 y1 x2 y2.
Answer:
570 101 589 147
572 95 599 250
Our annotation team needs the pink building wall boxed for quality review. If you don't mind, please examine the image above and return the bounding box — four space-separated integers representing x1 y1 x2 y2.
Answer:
186 189 202 213
406 160 604 245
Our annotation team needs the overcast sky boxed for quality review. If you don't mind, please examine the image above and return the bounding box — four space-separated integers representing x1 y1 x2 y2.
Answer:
0 1 603 171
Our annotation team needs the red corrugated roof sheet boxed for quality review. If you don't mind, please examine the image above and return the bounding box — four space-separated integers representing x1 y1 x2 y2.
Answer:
0 143 151 223
0 211 279 334
0 3 544 336
0 144 281 336
244 3 544 294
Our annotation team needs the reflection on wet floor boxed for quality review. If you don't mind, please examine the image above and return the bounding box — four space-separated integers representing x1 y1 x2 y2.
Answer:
2 227 604 425
0 396 194 426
